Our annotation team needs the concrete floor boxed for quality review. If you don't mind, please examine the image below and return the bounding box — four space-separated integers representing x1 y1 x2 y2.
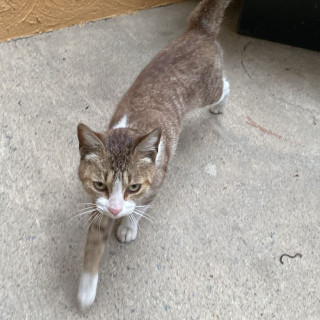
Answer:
1 1 320 319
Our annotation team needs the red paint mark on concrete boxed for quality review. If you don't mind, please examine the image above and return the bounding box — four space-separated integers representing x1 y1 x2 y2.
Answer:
246 116 281 139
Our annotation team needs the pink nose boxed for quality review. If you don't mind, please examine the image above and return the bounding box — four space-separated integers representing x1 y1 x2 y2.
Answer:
108 207 122 215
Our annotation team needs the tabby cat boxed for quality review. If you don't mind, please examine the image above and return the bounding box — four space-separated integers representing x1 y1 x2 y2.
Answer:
77 0 231 310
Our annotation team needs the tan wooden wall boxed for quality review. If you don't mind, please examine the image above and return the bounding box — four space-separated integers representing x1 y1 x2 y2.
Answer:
0 0 184 42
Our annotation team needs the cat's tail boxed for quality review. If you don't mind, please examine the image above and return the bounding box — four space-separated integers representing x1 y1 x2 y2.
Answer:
188 0 231 37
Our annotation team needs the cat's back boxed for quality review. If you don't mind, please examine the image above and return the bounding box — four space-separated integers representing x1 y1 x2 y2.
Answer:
118 30 223 118
134 30 221 96
110 0 230 131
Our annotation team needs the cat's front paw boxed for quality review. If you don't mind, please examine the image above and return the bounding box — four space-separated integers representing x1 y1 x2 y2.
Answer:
117 221 137 243
78 272 98 311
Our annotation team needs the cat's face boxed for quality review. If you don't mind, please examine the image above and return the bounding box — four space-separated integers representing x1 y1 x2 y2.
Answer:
77 124 160 219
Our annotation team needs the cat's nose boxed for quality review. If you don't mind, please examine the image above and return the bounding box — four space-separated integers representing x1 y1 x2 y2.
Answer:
109 207 122 215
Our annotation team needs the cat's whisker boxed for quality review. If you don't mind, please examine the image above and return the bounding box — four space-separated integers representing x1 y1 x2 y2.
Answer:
135 206 155 211
129 214 135 224
78 209 96 221
133 208 146 213
134 208 150 213
128 214 134 224
72 209 97 217
86 212 100 232
133 211 154 224
76 205 97 211
81 211 98 229
98 214 103 233
133 213 154 222
96 213 102 233
135 205 155 208
81 215 93 229
135 216 141 231
69 209 97 221
137 212 154 221
72 206 97 215
77 204 97 211
86 217 95 233
74 208 97 216
133 208 155 219
121 209 134 215
130 214 141 230
128 214 140 230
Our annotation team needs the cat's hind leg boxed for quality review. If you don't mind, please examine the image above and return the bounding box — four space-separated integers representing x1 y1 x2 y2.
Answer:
209 77 230 114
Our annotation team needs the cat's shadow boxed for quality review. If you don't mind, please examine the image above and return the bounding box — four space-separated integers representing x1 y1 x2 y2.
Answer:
175 107 223 163
54 187 94 312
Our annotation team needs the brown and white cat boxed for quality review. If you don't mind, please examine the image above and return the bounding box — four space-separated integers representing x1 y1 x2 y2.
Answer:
77 0 231 310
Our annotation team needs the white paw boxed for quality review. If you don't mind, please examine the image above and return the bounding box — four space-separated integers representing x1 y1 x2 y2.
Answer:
223 78 230 94
117 222 137 243
78 272 98 311
209 78 230 114
209 103 224 114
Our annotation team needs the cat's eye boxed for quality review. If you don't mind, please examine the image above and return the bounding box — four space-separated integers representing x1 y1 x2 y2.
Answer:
93 181 107 190
127 184 141 193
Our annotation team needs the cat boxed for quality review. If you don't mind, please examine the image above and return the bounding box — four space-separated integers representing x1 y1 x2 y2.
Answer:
77 0 231 310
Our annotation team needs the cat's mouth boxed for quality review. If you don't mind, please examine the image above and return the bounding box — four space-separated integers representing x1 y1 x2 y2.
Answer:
96 207 132 219
95 197 135 219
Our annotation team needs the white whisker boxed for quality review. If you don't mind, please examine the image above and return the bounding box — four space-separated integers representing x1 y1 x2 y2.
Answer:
121 209 134 215
71 206 97 216
75 205 96 212
86 212 100 232
128 214 134 224
98 214 103 233
133 208 146 214
135 205 155 208
81 211 97 229
69 209 97 221
133 208 154 220
130 214 140 230
76 208 97 215
133 211 154 223
129 214 140 230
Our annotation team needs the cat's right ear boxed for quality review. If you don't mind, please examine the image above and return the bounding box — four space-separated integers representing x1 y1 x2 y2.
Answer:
77 123 105 159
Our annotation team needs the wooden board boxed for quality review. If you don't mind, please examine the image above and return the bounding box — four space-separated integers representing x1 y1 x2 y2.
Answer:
0 0 184 42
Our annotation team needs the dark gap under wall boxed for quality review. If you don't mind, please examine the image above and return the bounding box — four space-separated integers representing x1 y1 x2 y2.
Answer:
238 0 320 52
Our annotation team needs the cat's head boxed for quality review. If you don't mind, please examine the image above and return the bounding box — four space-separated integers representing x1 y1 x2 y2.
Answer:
77 123 161 219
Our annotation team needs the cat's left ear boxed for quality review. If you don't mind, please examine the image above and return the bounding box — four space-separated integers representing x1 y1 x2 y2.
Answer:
135 129 161 154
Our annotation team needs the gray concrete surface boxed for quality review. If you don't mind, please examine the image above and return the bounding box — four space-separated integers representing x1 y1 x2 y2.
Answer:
1 1 320 319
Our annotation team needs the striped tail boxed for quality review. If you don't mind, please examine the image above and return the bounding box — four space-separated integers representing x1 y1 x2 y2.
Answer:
188 0 231 36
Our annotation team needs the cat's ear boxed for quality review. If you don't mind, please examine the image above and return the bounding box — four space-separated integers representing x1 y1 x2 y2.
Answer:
135 129 161 154
77 123 105 158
